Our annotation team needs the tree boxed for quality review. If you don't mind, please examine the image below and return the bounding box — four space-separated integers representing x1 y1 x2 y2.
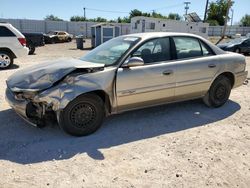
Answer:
167 13 182 20
44 14 63 21
206 0 234 26
88 17 107 22
117 16 130 23
70 16 86 22
129 9 151 18
240 14 250 26
151 11 167 19
206 19 219 26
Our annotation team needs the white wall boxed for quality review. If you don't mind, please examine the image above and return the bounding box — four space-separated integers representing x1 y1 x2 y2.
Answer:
131 16 209 38
0 18 131 37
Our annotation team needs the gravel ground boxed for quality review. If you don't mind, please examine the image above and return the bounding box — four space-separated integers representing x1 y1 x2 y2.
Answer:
0 40 250 188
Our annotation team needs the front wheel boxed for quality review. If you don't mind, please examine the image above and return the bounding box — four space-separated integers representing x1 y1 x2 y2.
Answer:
235 48 240 53
203 75 232 108
59 94 105 136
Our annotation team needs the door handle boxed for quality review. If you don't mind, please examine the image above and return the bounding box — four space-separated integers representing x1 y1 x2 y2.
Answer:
162 70 173 75
208 64 216 68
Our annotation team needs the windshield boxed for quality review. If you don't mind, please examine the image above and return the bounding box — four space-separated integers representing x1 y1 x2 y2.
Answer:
80 36 140 65
226 37 246 44
47 31 57 35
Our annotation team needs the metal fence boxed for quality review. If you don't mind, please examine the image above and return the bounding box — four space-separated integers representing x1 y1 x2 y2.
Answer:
208 26 250 36
0 18 131 38
1 18 250 37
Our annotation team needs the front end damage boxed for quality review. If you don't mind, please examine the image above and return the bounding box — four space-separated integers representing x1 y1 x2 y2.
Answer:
5 87 50 127
5 58 115 127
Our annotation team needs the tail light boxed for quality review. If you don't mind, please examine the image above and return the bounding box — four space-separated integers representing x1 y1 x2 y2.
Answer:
18 38 26 46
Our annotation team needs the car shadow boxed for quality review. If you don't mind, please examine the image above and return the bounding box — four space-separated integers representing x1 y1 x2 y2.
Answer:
0 64 19 71
69 47 93 51
0 99 240 164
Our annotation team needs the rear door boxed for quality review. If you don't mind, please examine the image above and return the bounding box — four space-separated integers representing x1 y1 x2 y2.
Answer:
172 36 220 100
116 37 176 112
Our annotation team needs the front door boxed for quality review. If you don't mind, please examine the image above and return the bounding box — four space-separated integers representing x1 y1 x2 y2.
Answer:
116 37 176 112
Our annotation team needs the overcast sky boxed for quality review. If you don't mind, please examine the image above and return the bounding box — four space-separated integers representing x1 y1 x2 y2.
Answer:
0 0 249 23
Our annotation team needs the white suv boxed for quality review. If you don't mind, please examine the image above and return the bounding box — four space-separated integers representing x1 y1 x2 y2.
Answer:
0 22 29 69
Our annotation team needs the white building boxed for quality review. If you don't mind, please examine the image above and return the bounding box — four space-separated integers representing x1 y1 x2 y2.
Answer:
131 16 209 38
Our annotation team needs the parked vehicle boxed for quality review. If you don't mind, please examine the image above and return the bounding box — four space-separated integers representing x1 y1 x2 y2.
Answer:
0 22 28 69
6 33 247 136
23 32 44 55
217 37 250 55
44 31 73 44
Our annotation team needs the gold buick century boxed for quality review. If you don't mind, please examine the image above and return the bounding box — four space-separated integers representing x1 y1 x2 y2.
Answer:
6 32 248 136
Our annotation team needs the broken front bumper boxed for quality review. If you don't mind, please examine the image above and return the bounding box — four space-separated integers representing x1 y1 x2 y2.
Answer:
5 88 37 126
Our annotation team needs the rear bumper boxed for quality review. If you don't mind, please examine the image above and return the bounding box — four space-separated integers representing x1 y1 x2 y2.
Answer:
14 47 29 58
5 88 36 126
234 71 248 88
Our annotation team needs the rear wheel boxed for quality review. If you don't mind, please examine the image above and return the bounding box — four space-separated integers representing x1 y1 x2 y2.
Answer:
67 37 72 42
59 94 105 136
0 51 13 69
203 75 232 108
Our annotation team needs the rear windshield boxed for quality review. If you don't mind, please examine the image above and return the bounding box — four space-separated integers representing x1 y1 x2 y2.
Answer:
0 26 15 37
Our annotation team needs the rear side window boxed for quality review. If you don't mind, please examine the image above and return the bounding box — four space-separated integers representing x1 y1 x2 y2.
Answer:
0 26 15 37
173 37 202 59
200 41 214 56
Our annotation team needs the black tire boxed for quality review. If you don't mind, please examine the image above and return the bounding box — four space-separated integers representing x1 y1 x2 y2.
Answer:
28 43 35 55
67 37 72 42
0 51 13 69
51 38 56 44
203 75 232 108
59 94 105 136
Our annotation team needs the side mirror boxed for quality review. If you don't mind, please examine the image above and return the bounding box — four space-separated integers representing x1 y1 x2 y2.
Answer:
123 57 144 68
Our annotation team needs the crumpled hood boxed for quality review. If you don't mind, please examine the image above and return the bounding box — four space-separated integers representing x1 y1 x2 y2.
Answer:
7 58 104 92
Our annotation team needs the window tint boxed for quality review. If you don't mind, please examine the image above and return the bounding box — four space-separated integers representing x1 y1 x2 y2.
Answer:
0 26 15 37
132 38 171 64
173 37 202 59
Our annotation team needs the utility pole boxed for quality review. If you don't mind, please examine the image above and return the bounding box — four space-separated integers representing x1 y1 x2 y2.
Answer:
184 2 191 20
216 0 232 44
203 0 209 22
230 8 234 26
83 7 86 20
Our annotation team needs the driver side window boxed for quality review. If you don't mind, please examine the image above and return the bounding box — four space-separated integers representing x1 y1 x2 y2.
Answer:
132 38 171 64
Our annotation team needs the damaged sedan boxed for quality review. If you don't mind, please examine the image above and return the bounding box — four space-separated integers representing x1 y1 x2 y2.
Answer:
6 33 248 136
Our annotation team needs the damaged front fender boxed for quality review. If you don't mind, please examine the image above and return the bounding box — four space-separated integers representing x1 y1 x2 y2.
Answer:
33 67 117 113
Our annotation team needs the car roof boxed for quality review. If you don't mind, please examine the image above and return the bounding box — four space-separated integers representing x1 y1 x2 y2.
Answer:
0 22 11 25
124 32 204 40
124 32 225 55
